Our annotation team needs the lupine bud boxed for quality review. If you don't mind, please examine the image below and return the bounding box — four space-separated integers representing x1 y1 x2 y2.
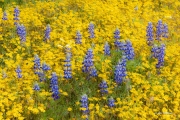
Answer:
2 11 7 20
88 22 95 39
16 66 22 78
146 22 154 46
64 45 72 58
104 42 111 56
2 71 7 78
75 30 82 44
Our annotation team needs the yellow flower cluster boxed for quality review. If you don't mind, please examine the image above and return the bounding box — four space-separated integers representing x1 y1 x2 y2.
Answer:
0 0 180 119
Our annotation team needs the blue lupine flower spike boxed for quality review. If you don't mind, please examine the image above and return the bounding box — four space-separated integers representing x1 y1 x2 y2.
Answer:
99 80 108 95
156 44 165 69
89 66 97 77
82 48 97 79
114 28 120 47
33 82 40 91
151 44 166 74
82 49 94 73
162 23 168 38
108 97 115 108
124 40 135 60
33 54 41 71
104 42 111 56
114 57 127 84
88 22 95 39
75 30 82 44
80 94 89 115
64 53 72 79
16 24 26 43
146 22 154 46
156 19 163 41
44 24 51 42
14 7 20 25
37 71 46 82
16 66 22 78
42 62 50 71
50 72 60 100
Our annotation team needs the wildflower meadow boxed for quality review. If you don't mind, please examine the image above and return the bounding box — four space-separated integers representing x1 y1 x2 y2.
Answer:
0 0 180 119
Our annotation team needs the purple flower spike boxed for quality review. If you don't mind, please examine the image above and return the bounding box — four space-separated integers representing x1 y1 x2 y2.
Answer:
88 22 95 39
80 94 89 114
114 57 127 84
16 66 22 78
75 30 82 44
156 20 163 40
44 24 51 41
104 42 111 56
146 22 154 46
50 72 60 100
64 53 72 79
108 97 115 108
